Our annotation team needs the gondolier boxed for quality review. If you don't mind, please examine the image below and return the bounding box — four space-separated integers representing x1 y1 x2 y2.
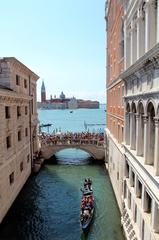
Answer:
80 178 94 232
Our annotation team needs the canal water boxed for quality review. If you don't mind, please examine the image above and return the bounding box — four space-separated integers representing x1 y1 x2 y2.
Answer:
0 106 125 240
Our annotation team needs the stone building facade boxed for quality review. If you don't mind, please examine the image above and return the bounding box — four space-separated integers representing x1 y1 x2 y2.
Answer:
105 0 125 211
121 0 159 240
0 57 39 223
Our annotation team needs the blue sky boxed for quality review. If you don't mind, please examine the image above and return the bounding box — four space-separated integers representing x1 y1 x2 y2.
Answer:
0 0 106 103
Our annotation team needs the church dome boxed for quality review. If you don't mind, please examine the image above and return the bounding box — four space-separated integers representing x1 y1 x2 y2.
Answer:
60 91 65 99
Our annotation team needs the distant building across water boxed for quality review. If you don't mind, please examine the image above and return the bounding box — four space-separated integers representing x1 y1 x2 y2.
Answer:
37 81 99 109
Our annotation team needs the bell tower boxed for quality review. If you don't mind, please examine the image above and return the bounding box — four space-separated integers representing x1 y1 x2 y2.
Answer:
41 80 46 102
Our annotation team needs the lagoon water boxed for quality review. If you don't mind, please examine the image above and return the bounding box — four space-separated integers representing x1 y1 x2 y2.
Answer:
0 106 125 240
38 104 106 133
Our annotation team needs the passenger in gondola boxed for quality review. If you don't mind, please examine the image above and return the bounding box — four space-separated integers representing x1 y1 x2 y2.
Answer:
84 178 88 188
87 178 92 190
87 197 93 210
87 178 92 184
81 202 85 213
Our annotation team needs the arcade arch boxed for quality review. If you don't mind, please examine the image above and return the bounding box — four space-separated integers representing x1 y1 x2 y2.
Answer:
125 99 159 172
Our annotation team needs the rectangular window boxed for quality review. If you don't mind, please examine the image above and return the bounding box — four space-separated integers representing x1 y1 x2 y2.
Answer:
5 106 10 119
16 75 20 85
6 135 11 148
25 128 28 137
118 87 120 107
31 99 34 114
134 204 137 223
118 125 120 143
25 106 28 115
20 162 24 172
24 79 27 88
27 154 30 163
122 126 124 142
124 180 127 198
126 161 129 178
132 171 135 187
128 192 131 209
138 181 142 198
9 172 14 185
18 130 21 141
146 192 152 213
122 85 124 107
17 106 21 118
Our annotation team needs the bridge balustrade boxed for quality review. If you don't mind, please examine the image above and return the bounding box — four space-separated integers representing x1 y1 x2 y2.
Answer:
39 134 104 147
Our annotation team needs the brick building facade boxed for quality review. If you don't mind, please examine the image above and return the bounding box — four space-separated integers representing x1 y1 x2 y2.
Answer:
105 0 124 211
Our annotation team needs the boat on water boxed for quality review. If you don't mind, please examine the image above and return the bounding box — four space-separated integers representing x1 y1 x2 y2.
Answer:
70 110 73 113
80 179 94 232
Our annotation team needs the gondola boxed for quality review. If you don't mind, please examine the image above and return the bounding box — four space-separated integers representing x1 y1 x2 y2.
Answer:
80 179 94 232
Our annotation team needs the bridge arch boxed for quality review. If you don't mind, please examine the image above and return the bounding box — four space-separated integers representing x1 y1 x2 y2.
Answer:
41 144 105 161
52 146 97 160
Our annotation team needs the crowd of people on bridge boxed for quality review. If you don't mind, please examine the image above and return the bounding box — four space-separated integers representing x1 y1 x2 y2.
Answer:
39 131 104 146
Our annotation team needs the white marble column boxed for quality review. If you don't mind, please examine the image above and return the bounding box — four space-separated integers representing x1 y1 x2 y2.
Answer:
145 1 157 52
133 24 137 63
151 200 159 233
126 33 131 69
125 112 130 145
130 112 133 148
143 115 149 164
136 114 144 156
137 8 145 58
130 22 134 65
145 2 149 52
130 112 136 150
154 117 159 175
136 114 140 155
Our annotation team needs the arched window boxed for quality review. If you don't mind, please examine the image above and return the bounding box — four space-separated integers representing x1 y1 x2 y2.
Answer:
137 102 144 156
130 102 137 150
125 102 130 145
147 102 155 165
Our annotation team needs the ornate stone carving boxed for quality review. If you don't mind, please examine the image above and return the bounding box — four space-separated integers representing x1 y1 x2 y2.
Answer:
154 117 159 127
151 0 157 9
143 115 148 123
150 55 159 69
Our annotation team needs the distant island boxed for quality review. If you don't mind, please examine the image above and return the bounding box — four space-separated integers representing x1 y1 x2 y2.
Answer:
37 81 99 110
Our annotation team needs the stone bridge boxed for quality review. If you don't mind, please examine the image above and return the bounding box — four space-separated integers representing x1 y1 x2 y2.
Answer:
40 138 105 161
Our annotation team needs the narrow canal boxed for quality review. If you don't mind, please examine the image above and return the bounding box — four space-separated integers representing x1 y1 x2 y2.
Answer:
0 149 125 240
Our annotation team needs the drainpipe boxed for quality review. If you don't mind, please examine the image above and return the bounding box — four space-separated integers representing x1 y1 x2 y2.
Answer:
29 75 33 169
